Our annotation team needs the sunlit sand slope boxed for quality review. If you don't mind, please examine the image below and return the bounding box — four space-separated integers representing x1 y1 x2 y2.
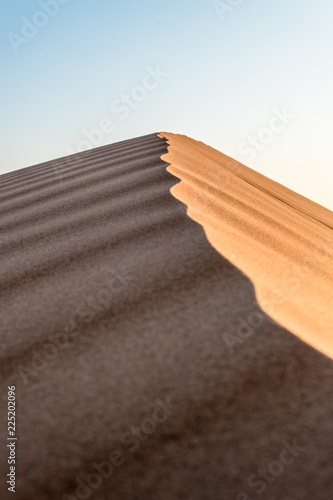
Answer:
160 132 333 358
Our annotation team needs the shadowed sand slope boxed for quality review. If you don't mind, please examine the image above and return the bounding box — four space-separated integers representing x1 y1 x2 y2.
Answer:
160 132 333 358
0 134 332 499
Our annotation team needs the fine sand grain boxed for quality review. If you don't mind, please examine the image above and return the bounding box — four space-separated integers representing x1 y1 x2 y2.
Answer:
160 132 333 358
0 134 332 499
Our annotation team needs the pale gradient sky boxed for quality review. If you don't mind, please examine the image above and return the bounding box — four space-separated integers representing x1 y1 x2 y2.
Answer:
1 0 333 210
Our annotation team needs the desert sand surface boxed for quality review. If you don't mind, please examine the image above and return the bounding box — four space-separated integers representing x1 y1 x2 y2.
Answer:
161 132 333 359
0 134 332 499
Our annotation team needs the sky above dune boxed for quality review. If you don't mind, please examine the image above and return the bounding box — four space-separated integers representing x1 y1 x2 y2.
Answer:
1 0 333 210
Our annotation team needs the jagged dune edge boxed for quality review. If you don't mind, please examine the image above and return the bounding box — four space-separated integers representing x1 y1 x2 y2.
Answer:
159 132 333 359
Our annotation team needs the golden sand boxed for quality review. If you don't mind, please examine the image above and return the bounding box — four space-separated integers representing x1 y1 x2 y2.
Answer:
160 132 333 358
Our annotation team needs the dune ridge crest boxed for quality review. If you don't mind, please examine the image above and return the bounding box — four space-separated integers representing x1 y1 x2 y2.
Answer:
160 132 333 358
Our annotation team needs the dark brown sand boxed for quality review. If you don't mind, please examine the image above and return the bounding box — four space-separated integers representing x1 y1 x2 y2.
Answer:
0 133 332 499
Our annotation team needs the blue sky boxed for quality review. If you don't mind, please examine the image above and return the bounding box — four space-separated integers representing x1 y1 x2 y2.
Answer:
2 0 333 210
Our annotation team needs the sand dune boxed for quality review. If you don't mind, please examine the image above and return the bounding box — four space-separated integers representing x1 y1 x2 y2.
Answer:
0 133 332 499
160 132 333 359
